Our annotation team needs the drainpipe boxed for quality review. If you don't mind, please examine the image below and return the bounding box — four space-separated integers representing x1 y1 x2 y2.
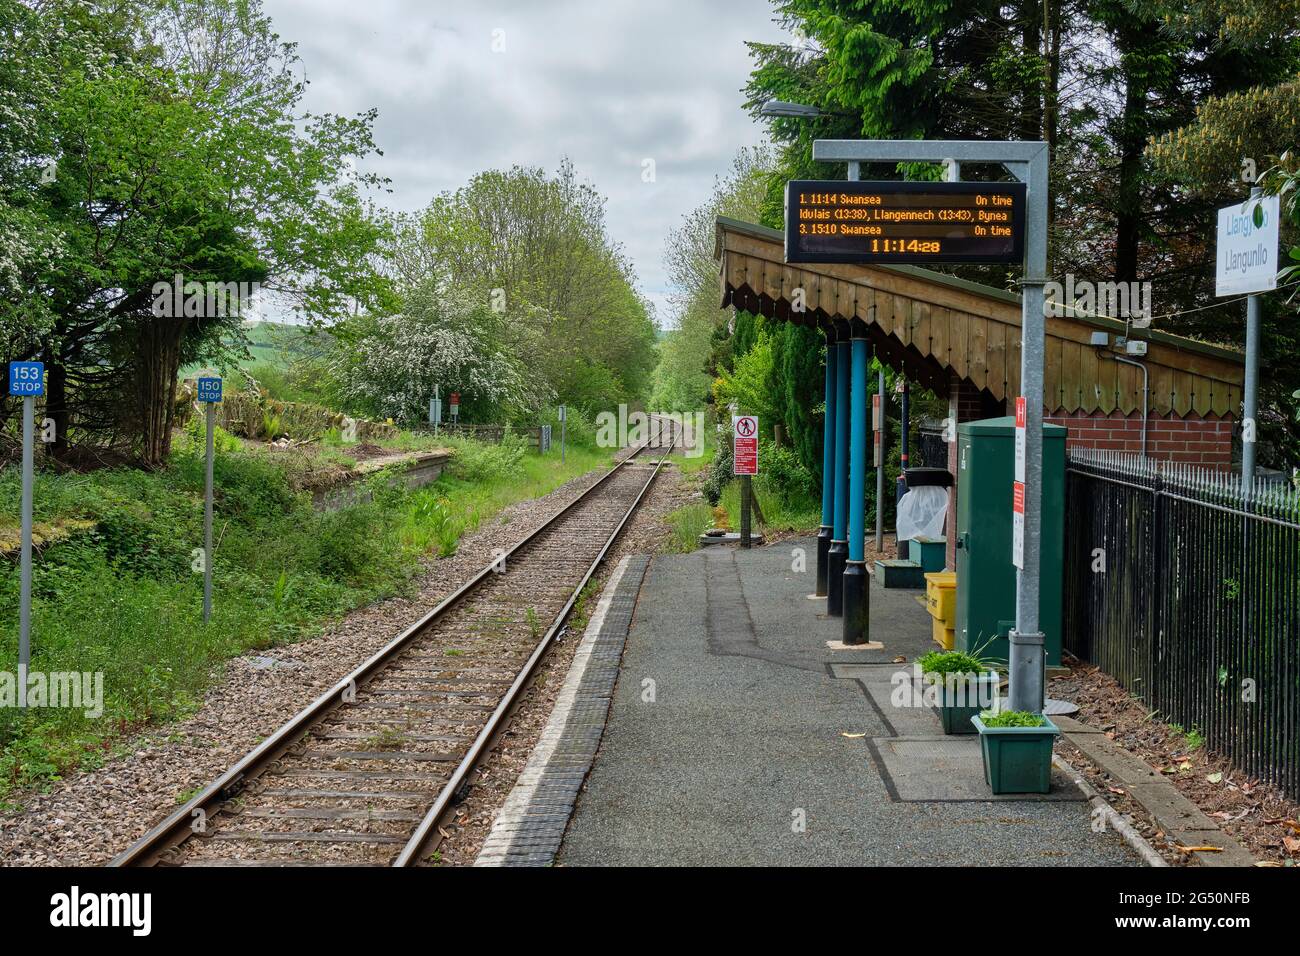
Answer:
1112 354 1149 458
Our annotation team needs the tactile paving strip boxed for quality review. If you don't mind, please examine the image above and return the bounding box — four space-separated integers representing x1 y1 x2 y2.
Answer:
475 554 650 866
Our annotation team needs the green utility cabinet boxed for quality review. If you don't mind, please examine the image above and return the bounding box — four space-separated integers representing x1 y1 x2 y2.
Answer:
954 417 1065 668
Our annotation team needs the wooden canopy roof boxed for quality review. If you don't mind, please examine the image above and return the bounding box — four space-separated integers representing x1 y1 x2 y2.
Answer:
716 217 1244 419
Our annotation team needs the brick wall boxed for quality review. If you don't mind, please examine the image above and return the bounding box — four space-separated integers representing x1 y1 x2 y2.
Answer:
938 390 1234 570
934 381 1235 569
1043 410 1233 469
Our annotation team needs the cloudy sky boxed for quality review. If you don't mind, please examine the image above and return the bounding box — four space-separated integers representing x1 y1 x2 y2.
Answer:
261 0 792 326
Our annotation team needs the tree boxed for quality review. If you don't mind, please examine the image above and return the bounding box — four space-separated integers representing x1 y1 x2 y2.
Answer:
386 161 657 417
339 285 552 425
654 146 773 414
0 0 390 465
745 0 1300 470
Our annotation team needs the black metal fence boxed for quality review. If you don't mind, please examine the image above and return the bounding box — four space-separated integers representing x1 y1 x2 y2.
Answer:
1064 449 1300 798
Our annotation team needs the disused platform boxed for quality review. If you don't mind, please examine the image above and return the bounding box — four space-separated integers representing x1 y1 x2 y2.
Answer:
552 536 1142 867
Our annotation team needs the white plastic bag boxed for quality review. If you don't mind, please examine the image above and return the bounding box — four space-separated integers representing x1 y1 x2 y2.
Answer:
896 485 949 541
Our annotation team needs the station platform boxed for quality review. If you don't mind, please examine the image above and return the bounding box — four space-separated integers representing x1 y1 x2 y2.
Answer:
552 536 1142 867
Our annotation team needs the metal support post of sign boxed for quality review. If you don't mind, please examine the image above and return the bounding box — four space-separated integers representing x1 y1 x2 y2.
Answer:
740 475 752 549
1242 185 1262 488
19 393 34 697
9 360 44 703
559 405 566 464
813 139 1050 713
875 367 885 553
196 374 222 625
204 401 215 624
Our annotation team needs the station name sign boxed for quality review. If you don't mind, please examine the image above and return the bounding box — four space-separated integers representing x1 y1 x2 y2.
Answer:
785 180 1027 265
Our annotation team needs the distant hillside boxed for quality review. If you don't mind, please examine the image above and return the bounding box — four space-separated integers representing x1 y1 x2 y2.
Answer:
181 321 319 376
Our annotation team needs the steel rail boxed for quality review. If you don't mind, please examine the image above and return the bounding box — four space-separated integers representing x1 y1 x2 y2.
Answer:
110 422 674 867
394 422 676 865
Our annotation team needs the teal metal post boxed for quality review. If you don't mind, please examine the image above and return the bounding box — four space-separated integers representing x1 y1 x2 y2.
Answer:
827 325 850 616
816 326 836 597
843 327 869 643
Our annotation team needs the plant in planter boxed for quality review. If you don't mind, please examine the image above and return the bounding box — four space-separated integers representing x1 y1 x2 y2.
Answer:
972 710 1061 794
916 649 1001 735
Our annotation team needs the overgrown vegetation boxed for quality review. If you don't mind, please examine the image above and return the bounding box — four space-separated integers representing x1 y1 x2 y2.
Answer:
0 429 609 799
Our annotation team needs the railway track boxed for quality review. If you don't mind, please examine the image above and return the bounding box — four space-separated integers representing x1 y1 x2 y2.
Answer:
111 422 677 867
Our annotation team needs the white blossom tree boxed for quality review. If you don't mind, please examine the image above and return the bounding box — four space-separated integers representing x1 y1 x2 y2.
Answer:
340 283 553 425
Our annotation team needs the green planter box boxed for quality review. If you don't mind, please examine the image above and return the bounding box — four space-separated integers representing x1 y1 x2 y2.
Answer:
930 671 1000 735
972 714 1061 794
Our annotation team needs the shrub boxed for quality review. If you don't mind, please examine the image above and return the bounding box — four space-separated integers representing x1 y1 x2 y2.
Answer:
448 433 527 483
701 436 733 506
178 416 241 455
761 445 817 505
308 504 399 584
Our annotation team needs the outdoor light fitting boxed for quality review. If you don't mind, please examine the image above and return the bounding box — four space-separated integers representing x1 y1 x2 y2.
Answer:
759 99 824 119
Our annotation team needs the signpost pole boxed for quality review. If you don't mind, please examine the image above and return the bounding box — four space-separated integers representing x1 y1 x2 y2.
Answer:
1008 147 1049 716
19 393 34 698
1214 185 1278 486
875 367 885 553
559 405 566 465
204 401 215 624
807 139 1049 713
195 373 222 625
732 414 759 547
9 360 44 703
1241 184 1262 488
740 475 752 549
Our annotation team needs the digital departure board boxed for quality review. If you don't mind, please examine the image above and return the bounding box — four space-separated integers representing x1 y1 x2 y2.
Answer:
785 180 1027 265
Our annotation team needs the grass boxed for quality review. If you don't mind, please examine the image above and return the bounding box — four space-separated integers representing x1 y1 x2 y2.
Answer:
916 650 996 677
978 710 1048 728
394 435 610 558
717 477 821 534
0 430 611 799
664 502 715 553
661 435 823 553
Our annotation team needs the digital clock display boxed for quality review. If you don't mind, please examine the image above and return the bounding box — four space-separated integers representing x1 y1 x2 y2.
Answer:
784 180 1027 265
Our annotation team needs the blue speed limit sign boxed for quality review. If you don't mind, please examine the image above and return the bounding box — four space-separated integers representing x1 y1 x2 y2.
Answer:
197 377 223 403
8 361 44 397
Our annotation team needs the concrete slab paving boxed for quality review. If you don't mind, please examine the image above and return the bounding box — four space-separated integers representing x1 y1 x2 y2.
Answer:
558 536 1143 867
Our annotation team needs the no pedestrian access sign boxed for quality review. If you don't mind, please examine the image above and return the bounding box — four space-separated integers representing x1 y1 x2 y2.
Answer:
733 415 758 476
